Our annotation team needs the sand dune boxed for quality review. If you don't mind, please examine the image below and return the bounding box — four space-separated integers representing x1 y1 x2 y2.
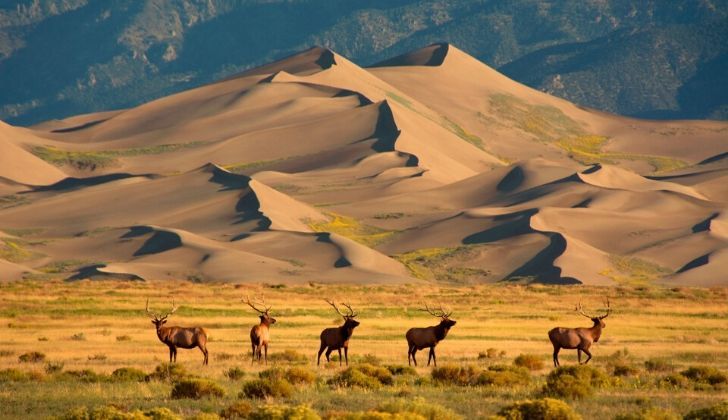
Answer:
0 43 725 285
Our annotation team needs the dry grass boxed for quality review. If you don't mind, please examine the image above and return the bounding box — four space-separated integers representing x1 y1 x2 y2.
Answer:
0 280 725 418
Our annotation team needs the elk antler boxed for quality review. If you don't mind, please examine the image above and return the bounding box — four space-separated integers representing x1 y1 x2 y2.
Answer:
146 299 178 320
598 298 611 320
161 299 178 320
420 303 451 319
325 298 349 318
341 302 358 318
575 301 593 319
242 295 270 314
145 299 159 320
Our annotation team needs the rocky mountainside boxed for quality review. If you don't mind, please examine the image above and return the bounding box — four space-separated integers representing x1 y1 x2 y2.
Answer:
1 0 726 125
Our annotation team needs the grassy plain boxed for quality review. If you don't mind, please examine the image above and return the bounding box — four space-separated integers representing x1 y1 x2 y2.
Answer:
0 281 726 419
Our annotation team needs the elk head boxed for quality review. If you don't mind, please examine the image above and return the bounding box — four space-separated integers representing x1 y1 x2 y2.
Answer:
420 303 456 330
576 298 610 329
146 299 178 330
325 298 359 329
242 295 276 325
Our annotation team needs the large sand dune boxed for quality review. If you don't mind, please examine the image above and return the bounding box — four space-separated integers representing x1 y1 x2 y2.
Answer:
0 43 725 285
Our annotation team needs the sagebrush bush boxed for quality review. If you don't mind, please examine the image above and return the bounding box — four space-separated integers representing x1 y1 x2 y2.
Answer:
284 366 317 384
683 401 728 420
614 407 679 420
248 404 320 420
477 365 531 387
542 365 609 399
328 364 393 389
493 398 581 420
376 397 462 420
0 368 43 382
44 361 64 374
58 405 182 420
144 407 183 420
220 401 253 419
644 358 673 372
224 367 246 381
111 367 147 382
431 365 480 386
479 348 506 359
240 378 294 399
18 351 45 363
681 366 727 386
147 362 189 381
386 365 418 376
115 335 132 342
513 354 544 371
268 349 309 364
171 378 225 399
658 373 689 389
57 369 107 383
611 362 640 377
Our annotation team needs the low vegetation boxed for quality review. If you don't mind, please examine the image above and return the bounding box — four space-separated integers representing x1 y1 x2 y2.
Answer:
171 378 225 399
32 142 206 170
493 398 581 420
543 365 609 399
306 211 396 247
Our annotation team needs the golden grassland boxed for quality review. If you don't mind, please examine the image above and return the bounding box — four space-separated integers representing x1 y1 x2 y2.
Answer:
0 280 726 419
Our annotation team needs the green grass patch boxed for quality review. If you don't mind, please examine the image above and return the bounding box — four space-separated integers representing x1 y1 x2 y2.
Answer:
393 246 491 282
223 157 289 173
600 255 673 285
442 116 484 149
306 211 397 248
0 238 44 263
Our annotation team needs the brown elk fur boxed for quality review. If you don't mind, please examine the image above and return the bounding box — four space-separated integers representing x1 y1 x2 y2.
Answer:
406 304 456 366
317 299 359 366
243 296 276 365
146 300 209 365
548 300 610 367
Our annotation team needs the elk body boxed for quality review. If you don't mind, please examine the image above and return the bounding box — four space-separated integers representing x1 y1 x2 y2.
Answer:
317 299 359 366
406 304 456 367
146 300 209 365
548 300 611 367
243 295 276 365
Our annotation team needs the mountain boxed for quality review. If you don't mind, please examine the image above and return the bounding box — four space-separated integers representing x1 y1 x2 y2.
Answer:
0 43 726 286
1 0 726 125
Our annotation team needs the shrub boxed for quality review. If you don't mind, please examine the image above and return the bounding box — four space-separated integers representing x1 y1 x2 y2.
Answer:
329 364 393 389
386 365 417 376
70 332 86 341
658 373 689 389
45 361 64 374
111 367 147 382
18 351 45 363
240 378 294 399
611 362 640 377
284 366 317 384
431 365 480 386
644 358 673 372
171 378 225 399
145 407 183 420
479 348 506 359
269 349 309 364
220 401 253 419
494 398 581 420
88 353 107 361
225 367 246 381
377 398 462 420
360 353 383 366
477 365 531 387
681 366 728 386
215 352 236 361
614 407 679 420
147 362 189 381
189 414 220 420
58 369 107 383
513 354 544 371
542 365 609 399
116 335 132 342
248 404 320 420
683 401 728 420
0 350 14 357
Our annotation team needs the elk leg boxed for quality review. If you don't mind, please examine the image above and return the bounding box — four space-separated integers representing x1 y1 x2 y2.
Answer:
430 347 437 367
338 348 343 366
325 348 333 363
264 344 268 365
317 344 326 366
582 348 592 364
578 349 582 364
411 348 418 366
553 347 560 367
344 346 349 366
168 346 174 363
200 345 208 366
407 345 413 366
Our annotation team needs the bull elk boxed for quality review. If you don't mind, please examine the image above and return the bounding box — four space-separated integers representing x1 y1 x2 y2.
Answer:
317 299 360 366
243 295 276 365
548 299 611 367
145 299 209 365
406 303 457 366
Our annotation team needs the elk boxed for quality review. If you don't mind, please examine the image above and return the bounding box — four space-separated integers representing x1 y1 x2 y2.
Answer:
243 295 276 365
317 299 360 366
548 299 611 367
145 299 209 365
406 303 457 367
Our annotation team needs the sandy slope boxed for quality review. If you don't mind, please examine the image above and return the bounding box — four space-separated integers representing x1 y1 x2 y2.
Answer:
0 43 726 285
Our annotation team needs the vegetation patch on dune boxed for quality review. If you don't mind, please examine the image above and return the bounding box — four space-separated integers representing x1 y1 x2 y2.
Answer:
600 255 673 285
223 157 290 174
394 246 491 282
0 238 44 263
32 142 206 170
306 211 397 247
0 195 30 210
